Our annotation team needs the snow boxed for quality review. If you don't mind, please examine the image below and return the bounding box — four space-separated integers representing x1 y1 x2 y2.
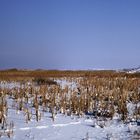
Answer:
56 78 77 90
1 80 140 140
0 81 20 89
129 68 140 73
126 67 140 73
1 103 139 140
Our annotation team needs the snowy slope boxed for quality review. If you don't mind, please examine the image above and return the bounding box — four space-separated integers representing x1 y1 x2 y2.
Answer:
122 66 140 73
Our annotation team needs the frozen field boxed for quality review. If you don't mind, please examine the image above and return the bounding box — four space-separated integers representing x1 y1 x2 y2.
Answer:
0 77 140 140
0 113 138 140
1 103 140 140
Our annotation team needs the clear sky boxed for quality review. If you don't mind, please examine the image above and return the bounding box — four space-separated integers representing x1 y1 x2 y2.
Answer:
0 0 140 70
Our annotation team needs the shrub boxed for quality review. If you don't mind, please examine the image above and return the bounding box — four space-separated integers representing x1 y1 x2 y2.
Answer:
33 78 57 85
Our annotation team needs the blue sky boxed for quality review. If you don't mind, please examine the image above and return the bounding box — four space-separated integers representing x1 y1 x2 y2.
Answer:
0 0 140 70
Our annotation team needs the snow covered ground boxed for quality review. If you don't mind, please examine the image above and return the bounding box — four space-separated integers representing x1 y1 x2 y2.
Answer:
1 107 139 140
1 106 140 140
1 99 140 140
1 80 140 140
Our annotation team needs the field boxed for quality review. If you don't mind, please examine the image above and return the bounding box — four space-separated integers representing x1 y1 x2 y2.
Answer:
0 70 140 140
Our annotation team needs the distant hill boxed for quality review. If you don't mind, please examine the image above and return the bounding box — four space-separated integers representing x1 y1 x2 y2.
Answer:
122 66 140 73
